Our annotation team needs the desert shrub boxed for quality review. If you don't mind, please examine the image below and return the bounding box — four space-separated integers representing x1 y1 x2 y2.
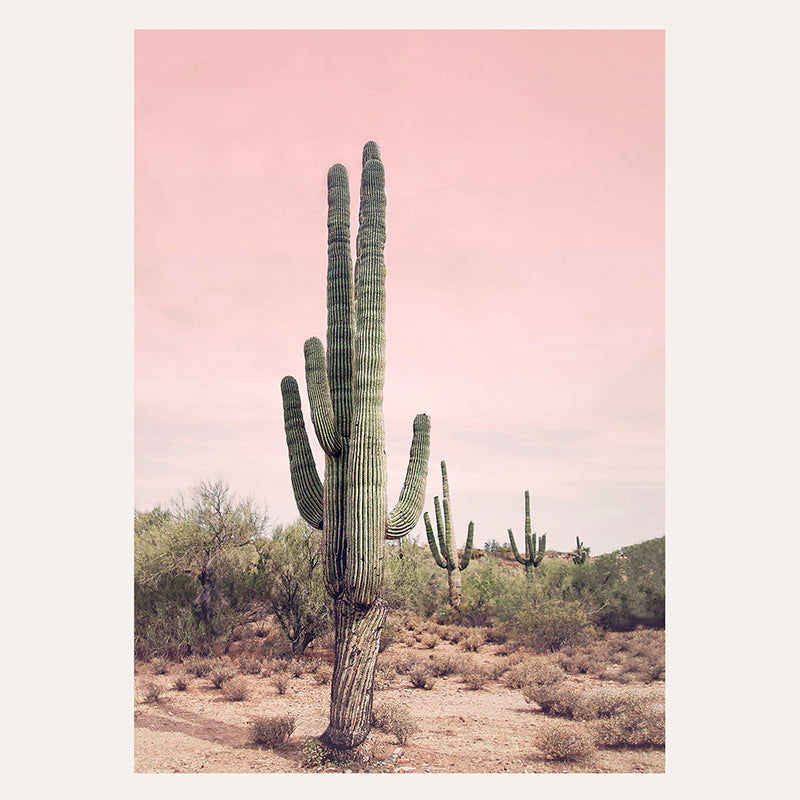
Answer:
462 631 485 652
373 663 394 691
209 665 236 689
386 653 415 675
382 540 446 617
485 627 508 644
536 721 596 762
408 664 436 690
184 656 212 677
140 680 164 704
171 673 191 691
288 659 306 678
151 657 170 675
523 682 584 718
250 714 297 748
419 633 438 650
505 662 535 689
461 667 490 690
595 700 665 748
238 655 262 675
429 653 468 677
263 657 289 676
527 660 567 686
488 658 511 681
222 676 249 701
251 521 332 657
372 701 418 745
272 673 291 695
502 597 595 653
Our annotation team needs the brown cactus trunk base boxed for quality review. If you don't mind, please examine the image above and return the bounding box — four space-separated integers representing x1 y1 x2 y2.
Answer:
320 596 387 750
447 566 463 609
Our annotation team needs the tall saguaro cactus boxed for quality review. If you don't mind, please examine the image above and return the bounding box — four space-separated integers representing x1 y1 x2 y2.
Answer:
424 460 474 609
280 142 430 751
507 490 547 579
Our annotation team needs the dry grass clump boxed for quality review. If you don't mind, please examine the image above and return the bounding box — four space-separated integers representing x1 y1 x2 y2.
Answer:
373 663 394 691
260 657 288 677
408 664 436 690
461 666 491 691
419 633 438 649
523 682 584 718
209 665 236 689
171 673 192 691
431 653 469 677
184 656 212 678
383 652 415 674
222 676 249 701
488 657 511 681
536 721 596 762
249 714 297 748
140 680 165 704
272 673 291 695
484 627 508 644
150 657 170 675
287 659 307 678
595 698 665 748
372 701 419 744
238 655 262 675
462 630 485 652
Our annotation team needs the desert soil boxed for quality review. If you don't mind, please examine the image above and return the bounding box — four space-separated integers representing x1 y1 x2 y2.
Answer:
134 639 664 774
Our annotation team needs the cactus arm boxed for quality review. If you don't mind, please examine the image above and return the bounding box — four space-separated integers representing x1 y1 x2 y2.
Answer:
508 528 526 565
325 163 355 437
304 337 342 456
280 376 324 529
345 145 388 606
433 496 450 566
534 533 547 567
459 521 474 570
386 413 431 538
424 511 446 568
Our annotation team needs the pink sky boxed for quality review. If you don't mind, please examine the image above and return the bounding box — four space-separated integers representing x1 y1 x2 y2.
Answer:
135 30 664 554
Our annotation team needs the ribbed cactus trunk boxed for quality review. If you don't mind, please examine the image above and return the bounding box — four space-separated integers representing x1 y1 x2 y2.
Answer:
280 142 430 751
424 461 474 609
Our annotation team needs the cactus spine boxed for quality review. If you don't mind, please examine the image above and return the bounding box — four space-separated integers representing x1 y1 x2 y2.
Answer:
573 536 590 565
507 490 546 579
424 460 474 609
280 142 430 750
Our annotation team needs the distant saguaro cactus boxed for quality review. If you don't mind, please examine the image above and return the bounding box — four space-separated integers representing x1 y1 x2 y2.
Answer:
508 490 546 579
424 460 474 609
280 142 430 751
572 536 590 565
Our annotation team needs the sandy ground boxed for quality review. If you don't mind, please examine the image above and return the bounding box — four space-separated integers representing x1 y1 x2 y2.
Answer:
134 637 664 774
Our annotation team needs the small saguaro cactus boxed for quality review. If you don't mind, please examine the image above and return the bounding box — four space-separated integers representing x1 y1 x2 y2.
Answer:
280 142 430 752
572 536 590 565
424 460 474 609
507 490 547 579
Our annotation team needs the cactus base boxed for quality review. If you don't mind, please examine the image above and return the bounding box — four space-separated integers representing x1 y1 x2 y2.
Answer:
321 597 387 750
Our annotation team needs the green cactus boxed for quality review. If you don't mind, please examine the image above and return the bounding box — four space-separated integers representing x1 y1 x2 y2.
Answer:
507 490 547 579
280 142 430 751
573 536 590 565
424 460 474 609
